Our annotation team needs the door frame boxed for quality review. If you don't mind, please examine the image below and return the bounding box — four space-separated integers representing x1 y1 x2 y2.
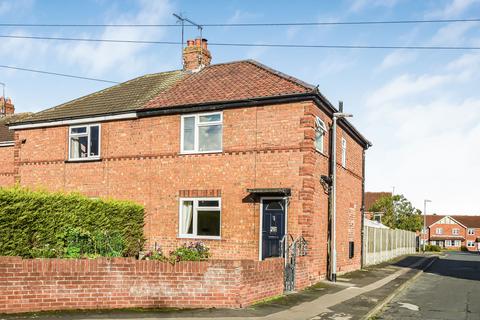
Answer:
259 197 288 261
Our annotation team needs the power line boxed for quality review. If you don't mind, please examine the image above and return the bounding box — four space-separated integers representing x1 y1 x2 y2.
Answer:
0 65 119 84
0 34 479 50
0 18 478 27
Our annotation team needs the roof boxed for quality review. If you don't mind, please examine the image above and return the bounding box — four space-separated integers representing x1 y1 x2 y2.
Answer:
365 192 392 211
426 215 480 228
15 71 185 124
145 60 315 109
0 113 32 143
364 218 389 229
10 60 370 147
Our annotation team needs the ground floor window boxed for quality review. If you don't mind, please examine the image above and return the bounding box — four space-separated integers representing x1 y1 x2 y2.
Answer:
445 240 452 247
467 240 475 247
430 240 436 245
179 198 221 239
454 240 461 247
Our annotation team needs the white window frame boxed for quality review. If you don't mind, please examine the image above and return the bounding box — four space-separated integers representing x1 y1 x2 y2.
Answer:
467 240 475 247
314 117 326 154
430 240 436 245
452 228 459 235
468 228 475 235
454 240 461 247
341 137 347 168
68 124 101 161
445 240 452 247
180 112 223 154
436 227 443 235
178 197 221 240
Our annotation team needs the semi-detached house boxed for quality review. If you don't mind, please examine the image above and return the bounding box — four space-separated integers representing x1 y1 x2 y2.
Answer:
424 215 480 251
4 38 371 287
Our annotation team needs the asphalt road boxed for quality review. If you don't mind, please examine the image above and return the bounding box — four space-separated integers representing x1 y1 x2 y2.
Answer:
378 251 480 320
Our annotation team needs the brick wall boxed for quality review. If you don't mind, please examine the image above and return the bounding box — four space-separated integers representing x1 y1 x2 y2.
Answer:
0 146 14 186
0 256 285 314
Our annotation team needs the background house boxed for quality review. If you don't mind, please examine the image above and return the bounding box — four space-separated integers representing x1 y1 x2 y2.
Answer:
425 214 480 251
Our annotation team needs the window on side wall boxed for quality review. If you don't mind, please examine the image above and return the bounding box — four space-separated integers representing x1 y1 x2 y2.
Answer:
341 137 347 168
468 228 475 235
69 124 100 160
314 117 326 153
179 198 221 239
467 240 475 247
181 112 222 154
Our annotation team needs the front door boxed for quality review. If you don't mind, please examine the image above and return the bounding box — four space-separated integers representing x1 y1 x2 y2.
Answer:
262 198 286 260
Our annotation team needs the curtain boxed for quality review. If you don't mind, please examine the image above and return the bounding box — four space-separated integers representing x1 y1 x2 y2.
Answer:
71 137 80 159
182 201 193 234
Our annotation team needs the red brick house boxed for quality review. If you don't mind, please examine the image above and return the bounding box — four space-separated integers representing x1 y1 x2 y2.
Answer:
364 191 392 221
5 38 371 285
425 215 480 251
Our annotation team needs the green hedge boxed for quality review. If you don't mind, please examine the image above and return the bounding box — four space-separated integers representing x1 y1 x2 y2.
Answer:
0 187 145 258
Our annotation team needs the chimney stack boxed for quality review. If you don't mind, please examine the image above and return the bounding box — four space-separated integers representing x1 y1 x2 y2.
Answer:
0 97 14 117
183 38 211 72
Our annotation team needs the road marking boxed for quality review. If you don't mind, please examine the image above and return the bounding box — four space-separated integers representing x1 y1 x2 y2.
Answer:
398 302 419 311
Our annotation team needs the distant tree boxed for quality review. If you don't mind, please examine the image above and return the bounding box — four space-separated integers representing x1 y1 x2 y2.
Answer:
369 194 423 232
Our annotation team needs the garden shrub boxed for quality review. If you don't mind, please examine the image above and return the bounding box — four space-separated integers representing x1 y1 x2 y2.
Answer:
460 245 469 252
0 187 144 258
425 244 441 252
142 242 210 264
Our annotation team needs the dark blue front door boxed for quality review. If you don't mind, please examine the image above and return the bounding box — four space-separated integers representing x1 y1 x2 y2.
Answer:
262 199 286 260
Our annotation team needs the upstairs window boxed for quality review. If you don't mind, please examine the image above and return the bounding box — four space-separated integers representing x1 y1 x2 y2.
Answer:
341 137 347 168
452 228 459 235
69 124 100 160
179 198 221 239
181 112 222 153
468 228 475 235
436 227 443 235
314 117 326 153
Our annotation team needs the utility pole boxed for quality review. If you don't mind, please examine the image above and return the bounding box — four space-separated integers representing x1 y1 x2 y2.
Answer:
423 199 432 251
330 101 352 282
0 82 5 115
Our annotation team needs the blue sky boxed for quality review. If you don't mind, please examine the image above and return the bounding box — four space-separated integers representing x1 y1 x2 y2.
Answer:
1 0 480 214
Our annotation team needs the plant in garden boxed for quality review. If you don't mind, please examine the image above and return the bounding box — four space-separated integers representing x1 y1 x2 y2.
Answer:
169 242 210 262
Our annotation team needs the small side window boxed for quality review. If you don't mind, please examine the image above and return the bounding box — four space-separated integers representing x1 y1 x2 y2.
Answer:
314 117 326 153
341 137 347 168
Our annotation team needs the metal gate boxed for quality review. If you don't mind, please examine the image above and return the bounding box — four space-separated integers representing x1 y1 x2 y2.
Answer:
281 235 308 292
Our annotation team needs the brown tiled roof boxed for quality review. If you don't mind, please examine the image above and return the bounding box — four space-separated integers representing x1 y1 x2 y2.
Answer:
451 216 480 228
13 71 185 124
426 215 445 227
145 60 315 109
0 113 32 142
365 192 392 211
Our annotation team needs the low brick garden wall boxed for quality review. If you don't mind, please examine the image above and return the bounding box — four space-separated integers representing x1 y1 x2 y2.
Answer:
0 256 285 314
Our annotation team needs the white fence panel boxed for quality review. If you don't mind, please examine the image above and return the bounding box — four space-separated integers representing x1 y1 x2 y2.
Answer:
363 226 417 267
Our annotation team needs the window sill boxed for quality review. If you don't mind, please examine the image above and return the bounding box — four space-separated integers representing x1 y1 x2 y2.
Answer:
177 235 221 241
65 158 102 163
179 150 223 156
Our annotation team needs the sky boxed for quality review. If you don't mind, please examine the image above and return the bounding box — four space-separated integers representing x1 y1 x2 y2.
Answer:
0 0 479 214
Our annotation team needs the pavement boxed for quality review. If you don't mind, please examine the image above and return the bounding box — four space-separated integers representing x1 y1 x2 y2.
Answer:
375 251 480 320
0 254 438 320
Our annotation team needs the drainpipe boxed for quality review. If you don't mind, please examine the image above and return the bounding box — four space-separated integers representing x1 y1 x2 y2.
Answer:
360 149 366 268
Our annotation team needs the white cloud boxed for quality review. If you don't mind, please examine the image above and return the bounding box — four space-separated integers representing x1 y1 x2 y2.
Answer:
378 50 417 71
0 0 34 15
350 0 401 12
427 0 479 18
430 22 479 46
55 0 175 77
364 52 480 213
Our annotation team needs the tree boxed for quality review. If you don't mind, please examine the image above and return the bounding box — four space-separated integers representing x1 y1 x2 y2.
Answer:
369 194 423 232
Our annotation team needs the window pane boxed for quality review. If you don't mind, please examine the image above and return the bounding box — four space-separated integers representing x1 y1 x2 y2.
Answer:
198 124 221 151
90 126 99 156
70 136 88 158
183 117 195 151
199 114 221 122
315 130 323 151
181 201 194 234
71 127 87 134
198 200 219 207
197 210 220 236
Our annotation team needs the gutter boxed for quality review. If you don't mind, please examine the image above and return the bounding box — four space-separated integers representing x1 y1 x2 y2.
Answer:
360 149 366 268
0 140 14 147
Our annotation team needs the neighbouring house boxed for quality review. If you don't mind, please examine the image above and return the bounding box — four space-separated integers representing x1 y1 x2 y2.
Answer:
364 191 391 222
424 214 480 251
5 38 371 288
0 98 31 186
